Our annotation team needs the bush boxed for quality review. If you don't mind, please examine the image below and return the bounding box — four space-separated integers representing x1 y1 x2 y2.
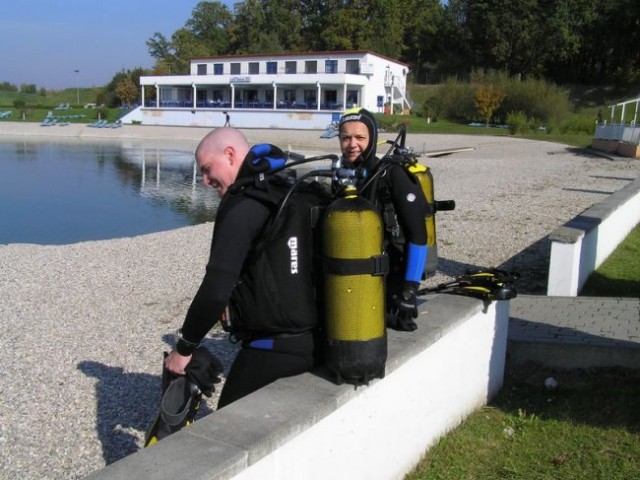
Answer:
423 70 573 131
507 111 533 134
499 78 570 130
559 113 596 135
423 79 476 123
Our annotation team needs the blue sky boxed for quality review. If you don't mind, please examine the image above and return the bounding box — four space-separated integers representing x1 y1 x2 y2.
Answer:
0 0 235 90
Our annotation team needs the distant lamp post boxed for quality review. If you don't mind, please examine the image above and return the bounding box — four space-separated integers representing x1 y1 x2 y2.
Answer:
74 69 80 105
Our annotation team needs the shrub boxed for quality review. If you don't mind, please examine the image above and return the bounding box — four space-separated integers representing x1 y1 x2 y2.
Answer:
560 113 596 135
424 78 476 123
424 70 573 131
506 111 533 134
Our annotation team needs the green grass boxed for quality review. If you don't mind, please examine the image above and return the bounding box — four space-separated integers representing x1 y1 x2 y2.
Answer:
0 87 126 123
581 224 640 298
407 226 639 479
0 87 102 109
408 366 640 479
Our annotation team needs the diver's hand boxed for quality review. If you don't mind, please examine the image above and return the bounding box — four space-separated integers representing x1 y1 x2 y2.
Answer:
396 282 419 317
164 350 192 376
388 282 419 331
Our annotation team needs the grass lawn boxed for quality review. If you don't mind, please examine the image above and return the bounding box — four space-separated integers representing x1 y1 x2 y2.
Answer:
408 366 640 479
407 224 640 479
581 224 640 298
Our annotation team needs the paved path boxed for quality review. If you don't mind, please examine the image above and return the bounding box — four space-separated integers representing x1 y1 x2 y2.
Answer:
508 295 640 369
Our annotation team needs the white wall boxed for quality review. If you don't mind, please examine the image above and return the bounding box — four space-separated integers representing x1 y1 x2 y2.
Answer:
232 301 509 480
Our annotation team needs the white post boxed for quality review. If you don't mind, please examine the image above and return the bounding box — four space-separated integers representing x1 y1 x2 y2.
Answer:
74 69 80 105
273 82 277 110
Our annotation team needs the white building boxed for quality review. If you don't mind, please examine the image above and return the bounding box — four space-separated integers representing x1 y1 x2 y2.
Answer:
121 50 411 130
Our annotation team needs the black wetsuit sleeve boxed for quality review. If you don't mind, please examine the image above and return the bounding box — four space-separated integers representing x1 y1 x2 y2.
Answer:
387 165 429 245
179 194 271 346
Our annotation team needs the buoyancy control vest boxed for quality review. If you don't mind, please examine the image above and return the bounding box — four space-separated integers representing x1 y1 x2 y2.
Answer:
225 144 390 384
228 173 332 339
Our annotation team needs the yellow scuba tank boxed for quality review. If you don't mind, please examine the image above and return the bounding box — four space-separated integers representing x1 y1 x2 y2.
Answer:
321 185 387 385
407 163 437 279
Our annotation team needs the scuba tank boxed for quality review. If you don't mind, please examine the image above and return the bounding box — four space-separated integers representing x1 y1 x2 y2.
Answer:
371 125 455 279
321 181 388 385
407 163 438 278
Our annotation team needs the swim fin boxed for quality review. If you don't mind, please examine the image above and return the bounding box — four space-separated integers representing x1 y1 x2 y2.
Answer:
144 347 223 447
144 373 202 447
418 269 519 301
144 350 202 448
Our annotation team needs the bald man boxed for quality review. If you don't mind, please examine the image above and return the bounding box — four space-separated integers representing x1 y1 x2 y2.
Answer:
165 128 322 408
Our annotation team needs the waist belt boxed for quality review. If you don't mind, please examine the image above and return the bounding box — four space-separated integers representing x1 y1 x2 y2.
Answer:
242 330 316 356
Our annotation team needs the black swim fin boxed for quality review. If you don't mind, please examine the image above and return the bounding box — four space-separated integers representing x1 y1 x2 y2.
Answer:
144 355 202 448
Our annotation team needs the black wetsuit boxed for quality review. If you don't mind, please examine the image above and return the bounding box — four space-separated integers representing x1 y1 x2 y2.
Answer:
179 178 320 408
361 162 430 309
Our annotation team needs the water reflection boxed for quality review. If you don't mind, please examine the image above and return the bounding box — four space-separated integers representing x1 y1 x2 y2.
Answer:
0 138 218 245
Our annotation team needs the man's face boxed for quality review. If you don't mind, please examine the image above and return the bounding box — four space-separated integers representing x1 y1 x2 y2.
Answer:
339 121 370 163
197 148 235 197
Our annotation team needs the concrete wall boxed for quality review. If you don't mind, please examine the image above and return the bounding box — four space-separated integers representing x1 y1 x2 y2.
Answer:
121 107 338 130
547 177 640 296
83 294 510 480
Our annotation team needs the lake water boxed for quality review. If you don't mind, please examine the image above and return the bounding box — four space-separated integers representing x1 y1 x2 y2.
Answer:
0 138 219 245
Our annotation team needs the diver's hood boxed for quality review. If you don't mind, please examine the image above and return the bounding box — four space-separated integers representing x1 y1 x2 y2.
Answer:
339 108 379 173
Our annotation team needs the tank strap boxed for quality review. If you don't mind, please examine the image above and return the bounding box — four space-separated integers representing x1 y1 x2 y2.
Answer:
323 254 389 276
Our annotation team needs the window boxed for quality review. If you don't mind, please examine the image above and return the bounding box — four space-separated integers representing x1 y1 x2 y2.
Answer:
304 89 317 103
346 59 360 74
325 59 338 74
213 63 223 75
285 61 297 74
304 90 317 108
305 61 317 74
266 61 277 74
230 63 241 75
197 64 207 75
284 89 296 102
346 90 358 107
324 90 337 107
248 62 259 75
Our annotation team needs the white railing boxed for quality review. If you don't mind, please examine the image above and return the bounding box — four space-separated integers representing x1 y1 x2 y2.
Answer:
594 123 640 144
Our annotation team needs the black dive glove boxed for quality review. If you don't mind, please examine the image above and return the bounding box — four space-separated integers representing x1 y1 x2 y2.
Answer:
388 282 419 332
185 347 224 397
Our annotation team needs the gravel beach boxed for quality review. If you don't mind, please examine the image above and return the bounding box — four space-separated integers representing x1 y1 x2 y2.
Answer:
0 122 638 479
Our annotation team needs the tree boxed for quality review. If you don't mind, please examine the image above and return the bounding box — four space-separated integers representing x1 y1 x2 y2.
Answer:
474 84 506 125
0 82 18 92
400 0 445 83
362 0 405 59
20 83 37 94
185 0 233 54
230 0 283 53
115 78 139 107
103 69 148 108
147 1 233 74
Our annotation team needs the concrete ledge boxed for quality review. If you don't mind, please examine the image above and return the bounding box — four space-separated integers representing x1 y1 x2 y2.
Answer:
547 177 640 296
509 295 640 369
83 295 509 480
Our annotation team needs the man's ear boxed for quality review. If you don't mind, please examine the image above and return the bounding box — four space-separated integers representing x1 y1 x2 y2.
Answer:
223 146 235 165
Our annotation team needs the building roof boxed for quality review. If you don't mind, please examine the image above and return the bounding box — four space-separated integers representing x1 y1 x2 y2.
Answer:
190 50 410 67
